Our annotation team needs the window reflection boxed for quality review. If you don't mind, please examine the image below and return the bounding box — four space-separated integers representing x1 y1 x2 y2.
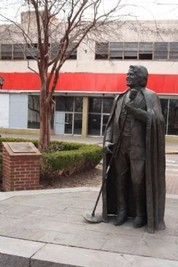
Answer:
103 98 113 113
28 95 40 129
102 115 110 135
89 98 102 113
160 98 178 135
74 114 82 134
56 96 73 112
75 97 83 112
55 96 83 135
88 114 101 135
168 99 178 135
65 113 72 134
160 99 168 134
88 97 113 136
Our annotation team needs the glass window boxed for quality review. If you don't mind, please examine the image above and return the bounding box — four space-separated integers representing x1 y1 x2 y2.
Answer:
50 43 58 59
66 43 77 59
13 44 25 59
95 42 108 59
89 98 102 113
103 98 113 113
55 96 82 135
51 42 77 60
169 42 178 60
88 114 101 135
25 43 38 60
94 41 178 61
154 42 168 60
160 99 168 134
74 114 82 134
109 42 123 59
88 97 113 136
124 42 138 51
139 42 153 60
102 114 110 135
124 42 138 59
74 97 83 112
1 44 12 59
124 51 137 59
28 95 40 129
28 95 54 129
56 96 74 112
168 99 178 135
65 113 72 134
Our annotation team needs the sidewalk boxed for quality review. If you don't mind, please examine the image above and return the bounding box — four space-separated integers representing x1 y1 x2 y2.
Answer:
0 134 178 266
0 188 178 267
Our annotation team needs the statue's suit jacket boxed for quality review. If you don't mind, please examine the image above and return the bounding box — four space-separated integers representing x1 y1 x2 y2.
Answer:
105 89 147 160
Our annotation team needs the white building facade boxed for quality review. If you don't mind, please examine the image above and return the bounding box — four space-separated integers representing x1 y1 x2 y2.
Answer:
0 16 178 136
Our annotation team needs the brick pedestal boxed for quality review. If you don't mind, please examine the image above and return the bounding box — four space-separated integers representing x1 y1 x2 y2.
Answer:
2 142 41 191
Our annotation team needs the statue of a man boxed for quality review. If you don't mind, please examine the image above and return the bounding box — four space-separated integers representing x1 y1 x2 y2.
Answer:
102 65 166 233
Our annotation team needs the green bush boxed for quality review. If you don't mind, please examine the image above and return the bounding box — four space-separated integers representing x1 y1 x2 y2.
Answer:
41 144 102 179
0 137 103 182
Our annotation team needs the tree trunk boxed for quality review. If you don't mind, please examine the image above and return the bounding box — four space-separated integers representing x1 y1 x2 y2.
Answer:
39 88 52 151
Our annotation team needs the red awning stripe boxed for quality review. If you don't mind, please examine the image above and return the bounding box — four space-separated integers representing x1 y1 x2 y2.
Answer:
0 72 178 94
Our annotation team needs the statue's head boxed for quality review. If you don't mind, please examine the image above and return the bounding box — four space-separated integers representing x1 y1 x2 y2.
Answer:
127 65 148 88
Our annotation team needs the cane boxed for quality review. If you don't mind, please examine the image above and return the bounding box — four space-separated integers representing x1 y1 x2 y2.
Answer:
82 154 114 223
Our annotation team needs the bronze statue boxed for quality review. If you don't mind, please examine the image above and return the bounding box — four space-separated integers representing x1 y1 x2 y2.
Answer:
102 65 166 233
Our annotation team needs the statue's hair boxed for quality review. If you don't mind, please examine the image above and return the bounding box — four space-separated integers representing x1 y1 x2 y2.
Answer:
129 65 148 87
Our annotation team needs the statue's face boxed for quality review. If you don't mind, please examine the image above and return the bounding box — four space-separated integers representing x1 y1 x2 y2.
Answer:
126 68 141 88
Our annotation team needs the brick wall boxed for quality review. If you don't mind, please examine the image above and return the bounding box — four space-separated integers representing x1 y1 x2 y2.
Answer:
2 142 41 191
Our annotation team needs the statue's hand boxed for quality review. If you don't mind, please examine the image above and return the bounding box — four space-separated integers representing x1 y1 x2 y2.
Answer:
125 102 136 113
104 141 115 154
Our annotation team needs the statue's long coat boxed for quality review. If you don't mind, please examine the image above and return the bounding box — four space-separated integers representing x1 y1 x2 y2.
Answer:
102 88 166 233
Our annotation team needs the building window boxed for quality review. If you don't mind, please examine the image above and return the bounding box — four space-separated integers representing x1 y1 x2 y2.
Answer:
169 42 178 60
95 42 108 59
139 42 153 60
13 44 25 60
110 42 123 59
88 97 113 136
154 42 168 60
65 43 77 60
28 95 40 129
50 42 77 60
160 98 178 135
25 43 38 60
1 44 12 59
160 99 169 134
168 99 178 135
55 96 82 135
102 98 113 134
95 42 178 61
28 95 54 129
56 96 73 112
124 42 138 60
88 98 102 135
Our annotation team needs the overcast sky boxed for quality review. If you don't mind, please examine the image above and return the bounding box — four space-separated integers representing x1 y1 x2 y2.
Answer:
119 0 178 20
0 0 178 22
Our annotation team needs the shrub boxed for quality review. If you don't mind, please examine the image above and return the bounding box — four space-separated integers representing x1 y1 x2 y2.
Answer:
41 144 102 179
0 137 103 183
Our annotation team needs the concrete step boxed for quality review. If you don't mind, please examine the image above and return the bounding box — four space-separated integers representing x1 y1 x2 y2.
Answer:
1 236 178 267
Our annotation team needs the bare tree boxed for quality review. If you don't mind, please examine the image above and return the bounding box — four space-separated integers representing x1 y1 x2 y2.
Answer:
0 0 134 150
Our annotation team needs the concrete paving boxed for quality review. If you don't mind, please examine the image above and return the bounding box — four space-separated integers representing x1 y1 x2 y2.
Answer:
0 188 178 266
0 134 178 266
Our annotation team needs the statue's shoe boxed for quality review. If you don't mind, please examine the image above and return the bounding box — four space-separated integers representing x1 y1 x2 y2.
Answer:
114 212 128 226
133 216 146 228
